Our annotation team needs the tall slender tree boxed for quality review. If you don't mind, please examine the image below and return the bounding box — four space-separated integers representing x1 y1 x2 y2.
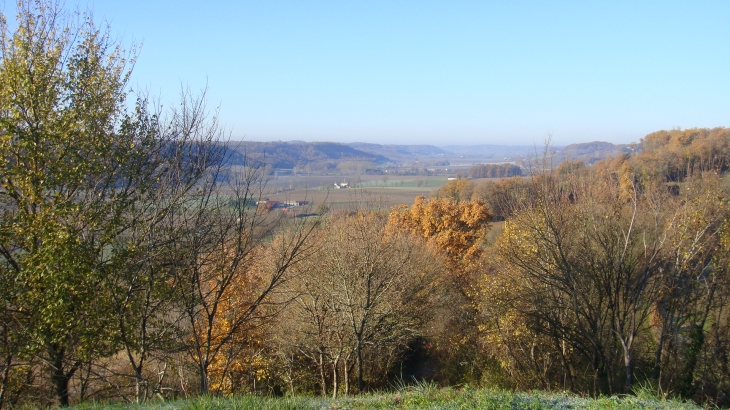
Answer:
0 2 222 405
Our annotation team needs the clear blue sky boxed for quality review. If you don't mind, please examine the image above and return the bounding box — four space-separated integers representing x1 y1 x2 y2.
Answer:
4 1 729 145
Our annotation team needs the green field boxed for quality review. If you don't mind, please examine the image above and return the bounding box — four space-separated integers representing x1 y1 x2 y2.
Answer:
74 386 700 409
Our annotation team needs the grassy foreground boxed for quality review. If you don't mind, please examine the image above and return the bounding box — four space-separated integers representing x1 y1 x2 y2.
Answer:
76 387 700 410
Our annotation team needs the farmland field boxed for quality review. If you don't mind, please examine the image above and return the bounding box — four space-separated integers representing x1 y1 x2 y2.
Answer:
264 175 451 211
262 175 509 211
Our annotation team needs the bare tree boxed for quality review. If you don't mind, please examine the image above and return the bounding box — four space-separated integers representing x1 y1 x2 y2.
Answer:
650 175 730 396
171 152 320 395
274 227 351 397
105 90 227 402
490 165 669 393
320 211 439 393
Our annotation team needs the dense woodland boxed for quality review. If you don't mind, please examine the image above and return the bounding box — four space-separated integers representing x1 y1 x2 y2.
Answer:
1 2 730 408
467 163 522 178
231 141 389 169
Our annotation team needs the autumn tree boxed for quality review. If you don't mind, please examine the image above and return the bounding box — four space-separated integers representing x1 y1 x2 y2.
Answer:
274 228 353 397
387 196 490 268
468 163 522 178
649 175 730 397
556 159 587 176
172 161 321 395
471 177 533 220
276 211 441 395
331 211 439 392
387 196 491 384
636 127 730 181
483 158 698 393
479 143 730 403
433 178 475 202
491 170 667 393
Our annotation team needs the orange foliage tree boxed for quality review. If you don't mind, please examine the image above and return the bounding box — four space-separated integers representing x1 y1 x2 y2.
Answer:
194 246 268 395
386 196 491 384
432 178 475 202
386 196 491 268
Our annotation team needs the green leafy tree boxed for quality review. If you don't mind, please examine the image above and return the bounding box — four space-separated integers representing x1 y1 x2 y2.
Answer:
0 2 220 405
0 3 131 405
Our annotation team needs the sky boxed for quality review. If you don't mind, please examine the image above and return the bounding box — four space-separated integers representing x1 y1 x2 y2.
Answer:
3 1 729 146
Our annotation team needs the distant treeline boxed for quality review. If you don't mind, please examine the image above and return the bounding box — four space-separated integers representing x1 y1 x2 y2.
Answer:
468 163 522 178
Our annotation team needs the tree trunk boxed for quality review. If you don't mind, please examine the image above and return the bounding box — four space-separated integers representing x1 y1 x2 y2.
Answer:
318 352 326 397
344 359 352 396
592 348 609 395
624 353 634 392
0 353 11 410
198 362 209 395
619 333 635 393
332 357 339 399
52 371 71 407
558 339 573 391
50 347 71 407
287 356 294 396
652 332 665 381
678 324 704 397
134 365 144 403
356 341 364 393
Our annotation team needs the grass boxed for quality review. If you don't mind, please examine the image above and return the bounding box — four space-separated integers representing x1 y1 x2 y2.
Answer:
74 387 701 410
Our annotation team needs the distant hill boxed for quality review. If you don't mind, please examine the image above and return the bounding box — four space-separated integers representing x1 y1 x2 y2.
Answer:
440 144 544 160
222 140 635 169
227 141 390 168
556 141 633 164
441 141 631 165
347 143 450 160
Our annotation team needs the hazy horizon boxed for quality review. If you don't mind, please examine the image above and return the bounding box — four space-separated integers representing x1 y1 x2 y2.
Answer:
4 1 728 146
229 139 584 148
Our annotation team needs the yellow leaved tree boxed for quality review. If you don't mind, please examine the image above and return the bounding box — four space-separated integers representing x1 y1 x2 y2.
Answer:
386 196 491 384
387 196 490 269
